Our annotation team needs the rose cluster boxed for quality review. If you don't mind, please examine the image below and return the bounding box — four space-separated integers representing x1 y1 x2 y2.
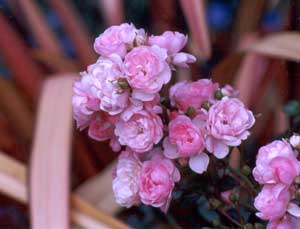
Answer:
253 135 300 228
72 23 256 212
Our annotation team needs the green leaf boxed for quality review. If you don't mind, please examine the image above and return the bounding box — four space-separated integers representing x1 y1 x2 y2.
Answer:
197 196 220 223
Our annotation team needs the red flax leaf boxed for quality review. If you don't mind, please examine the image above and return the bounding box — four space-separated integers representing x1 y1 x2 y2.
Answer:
231 0 265 48
75 160 120 215
0 151 129 228
150 0 177 32
246 32 300 61
98 0 124 26
0 13 43 104
13 0 64 56
179 0 211 59
234 53 269 107
30 76 74 229
0 78 33 142
49 0 97 67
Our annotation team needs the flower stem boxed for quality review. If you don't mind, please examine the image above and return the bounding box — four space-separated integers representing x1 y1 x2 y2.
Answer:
228 166 257 195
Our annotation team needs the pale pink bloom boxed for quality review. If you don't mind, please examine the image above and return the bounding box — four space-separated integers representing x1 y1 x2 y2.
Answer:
170 79 219 112
88 114 114 141
163 115 204 158
221 84 239 98
139 153 180 212
124 45 171 101
290 134 300 149
163 114 210 174
206 97 255 159
148 31 187 54
72 72 101 130
253 140 300 185
113 150 142 207
94 23 137 58
254 184 290 221
267 215 300 229
115 108 163 153
172 52 196 68
88 55 130 115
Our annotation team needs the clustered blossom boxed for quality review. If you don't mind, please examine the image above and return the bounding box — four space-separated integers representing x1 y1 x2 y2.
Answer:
112 148 180 212
164 80 255 174
73 23 256 212
253 136 300 228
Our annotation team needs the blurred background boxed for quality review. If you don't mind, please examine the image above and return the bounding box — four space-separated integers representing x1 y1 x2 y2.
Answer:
0 0 300 228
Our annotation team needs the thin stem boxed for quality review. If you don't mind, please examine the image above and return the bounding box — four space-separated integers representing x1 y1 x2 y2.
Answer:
240 202 256 212
229 171 252 196
217 209 243 228
228 166 257 195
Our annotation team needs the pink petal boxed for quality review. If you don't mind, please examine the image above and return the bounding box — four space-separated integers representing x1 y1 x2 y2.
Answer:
206 137 229 159
287 203 300 217
172 52 196 68
163 138 179 159
189 153 209 174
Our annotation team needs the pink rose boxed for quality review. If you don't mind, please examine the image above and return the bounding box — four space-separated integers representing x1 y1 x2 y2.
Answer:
253 140 300 185
139 153 180 212
170 79 219 112
72 72 101 130
267 216 292 229
267 216 300 229
88 55 130 115
206 97 255 159
124 45 171 101
88 114 114 141
163 115 210 174
172 52 196 68
94 23 137 58
115 108 163 153
113 150 142 207
254 184 290 220
163 115 204 158
148 31 187 54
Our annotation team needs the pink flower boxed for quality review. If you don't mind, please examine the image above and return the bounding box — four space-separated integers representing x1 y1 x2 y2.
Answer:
163 115 210 174
148 31 187 54
172 52 196 68
124 45 171 101
170 79 219 112
88 55 130 115
267 216 294 229
206 97 255 159
254 184 290 221
221 84 239 98
163 115 204 158
88 114 114 141
113 150 142 207
139 153 180 212
253 140 300 185
115 108 163 153
72 72 101 130
94 23 137 58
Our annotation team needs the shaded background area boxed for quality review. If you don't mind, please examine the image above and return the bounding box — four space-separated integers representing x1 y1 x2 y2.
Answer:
0 0 300 228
